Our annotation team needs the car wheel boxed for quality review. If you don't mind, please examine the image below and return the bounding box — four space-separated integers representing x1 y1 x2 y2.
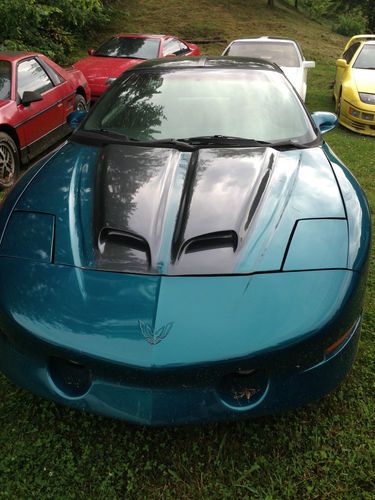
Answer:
0 132 19 189
74 94 88 112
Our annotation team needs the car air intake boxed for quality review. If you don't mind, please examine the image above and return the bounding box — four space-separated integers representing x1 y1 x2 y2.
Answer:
97 228 152 271
178 230 238 258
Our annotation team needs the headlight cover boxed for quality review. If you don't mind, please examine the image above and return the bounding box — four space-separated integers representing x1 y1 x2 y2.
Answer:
0 211 54 262
359 92 375 105
283 219 348 271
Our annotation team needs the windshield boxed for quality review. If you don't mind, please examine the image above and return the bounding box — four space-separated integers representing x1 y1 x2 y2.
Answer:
94 37 160 59
0 61 11 100
224 42 300 67
83 68 316 144
353 44 375 69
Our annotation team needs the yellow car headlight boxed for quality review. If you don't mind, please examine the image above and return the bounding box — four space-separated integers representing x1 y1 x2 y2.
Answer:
359 92 375 105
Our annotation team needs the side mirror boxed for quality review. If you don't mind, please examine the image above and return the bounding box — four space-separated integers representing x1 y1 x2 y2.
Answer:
311 111 337 134
303 60 315 69
21 91 43 106
88 48 95 56
67 110 87 129
336 58 347 68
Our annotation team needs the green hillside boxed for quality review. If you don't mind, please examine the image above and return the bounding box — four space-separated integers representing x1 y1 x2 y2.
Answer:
87 0 347 60
1 1 374 498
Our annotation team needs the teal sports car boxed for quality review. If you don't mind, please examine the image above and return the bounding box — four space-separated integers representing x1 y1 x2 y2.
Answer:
0 57 371 425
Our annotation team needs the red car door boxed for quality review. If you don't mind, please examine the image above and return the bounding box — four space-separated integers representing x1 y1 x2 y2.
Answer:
16 57 65 157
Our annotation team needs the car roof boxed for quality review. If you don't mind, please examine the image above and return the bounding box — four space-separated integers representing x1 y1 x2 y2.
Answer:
110 33 167 39
230 36 298 44
131 55 281 71
0 51 40 62
225 37 304 58
344 35 375 51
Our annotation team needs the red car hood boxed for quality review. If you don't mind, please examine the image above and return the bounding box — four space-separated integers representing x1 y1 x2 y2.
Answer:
73 56 143 83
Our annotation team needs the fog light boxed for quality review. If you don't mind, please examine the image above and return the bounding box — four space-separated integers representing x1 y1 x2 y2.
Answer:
362 112 374 121
348 107 360 118
49 357 92 397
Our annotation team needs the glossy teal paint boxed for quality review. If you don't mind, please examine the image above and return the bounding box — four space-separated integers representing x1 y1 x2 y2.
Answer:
0 257 361 366
13 142 100 268
284 219 348 270
323 143 371 271
311 111 338 134
67 110 87 129
0 212 54 262
13 143 347 275
0 138 371 425
0 310 362 425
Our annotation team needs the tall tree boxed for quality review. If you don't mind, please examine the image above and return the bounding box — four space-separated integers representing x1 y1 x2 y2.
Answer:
267 0 274 6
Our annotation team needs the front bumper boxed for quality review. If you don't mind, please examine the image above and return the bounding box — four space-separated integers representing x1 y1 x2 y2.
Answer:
0 318 361 425
339 99 375 136
0 259 367 425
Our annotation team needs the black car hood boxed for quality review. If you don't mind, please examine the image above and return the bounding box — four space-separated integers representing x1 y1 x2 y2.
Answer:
15 142 345 275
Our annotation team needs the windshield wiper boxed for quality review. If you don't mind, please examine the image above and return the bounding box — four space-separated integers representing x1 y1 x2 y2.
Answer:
269 139 308 149
136 138 196 150
79 131 309 150
177 135 273 147
177 136 309 149
85 128 133 141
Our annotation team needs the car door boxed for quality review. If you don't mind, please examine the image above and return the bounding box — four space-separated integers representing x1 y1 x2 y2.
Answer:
38 57 75 121
16 57 65 158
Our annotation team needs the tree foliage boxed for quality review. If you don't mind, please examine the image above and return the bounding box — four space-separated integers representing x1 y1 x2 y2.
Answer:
285 0 374 33
0 0 111 63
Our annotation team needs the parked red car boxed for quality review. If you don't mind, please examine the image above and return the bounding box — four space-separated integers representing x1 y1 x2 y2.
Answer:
0 51 90 188
73 34 200 100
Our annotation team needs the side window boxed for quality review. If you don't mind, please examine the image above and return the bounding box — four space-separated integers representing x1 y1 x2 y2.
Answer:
163 38 182 56
17 58 54 99
177 40 190 55
343 43 360 64
38 58 64 86
0 61 11 100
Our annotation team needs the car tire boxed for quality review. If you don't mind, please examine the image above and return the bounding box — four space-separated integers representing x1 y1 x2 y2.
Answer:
74 94 88 111
0 132 20 189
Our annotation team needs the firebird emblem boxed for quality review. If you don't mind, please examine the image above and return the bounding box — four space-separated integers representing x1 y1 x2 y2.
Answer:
138 321 173 345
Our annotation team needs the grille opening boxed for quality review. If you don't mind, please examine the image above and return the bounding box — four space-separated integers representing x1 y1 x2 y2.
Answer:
49 357 92 398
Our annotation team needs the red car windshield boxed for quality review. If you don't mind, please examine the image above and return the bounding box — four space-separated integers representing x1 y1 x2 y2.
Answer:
94 37 160 59
0 61 11 100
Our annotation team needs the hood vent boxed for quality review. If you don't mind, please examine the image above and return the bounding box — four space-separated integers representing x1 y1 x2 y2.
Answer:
178 230 238 258
97 227 152 271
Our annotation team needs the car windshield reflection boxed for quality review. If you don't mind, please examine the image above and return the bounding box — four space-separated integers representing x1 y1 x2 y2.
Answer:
83 68 316 144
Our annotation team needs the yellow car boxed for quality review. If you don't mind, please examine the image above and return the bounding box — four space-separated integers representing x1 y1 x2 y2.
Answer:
333 35 375 136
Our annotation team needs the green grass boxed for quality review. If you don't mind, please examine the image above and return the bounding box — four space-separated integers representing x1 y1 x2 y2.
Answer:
1 1 374 498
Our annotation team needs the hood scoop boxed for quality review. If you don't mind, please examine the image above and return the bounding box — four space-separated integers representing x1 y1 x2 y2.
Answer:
14 141 346 275
178 230 239 258
98 228 152 272
92 144 275 274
